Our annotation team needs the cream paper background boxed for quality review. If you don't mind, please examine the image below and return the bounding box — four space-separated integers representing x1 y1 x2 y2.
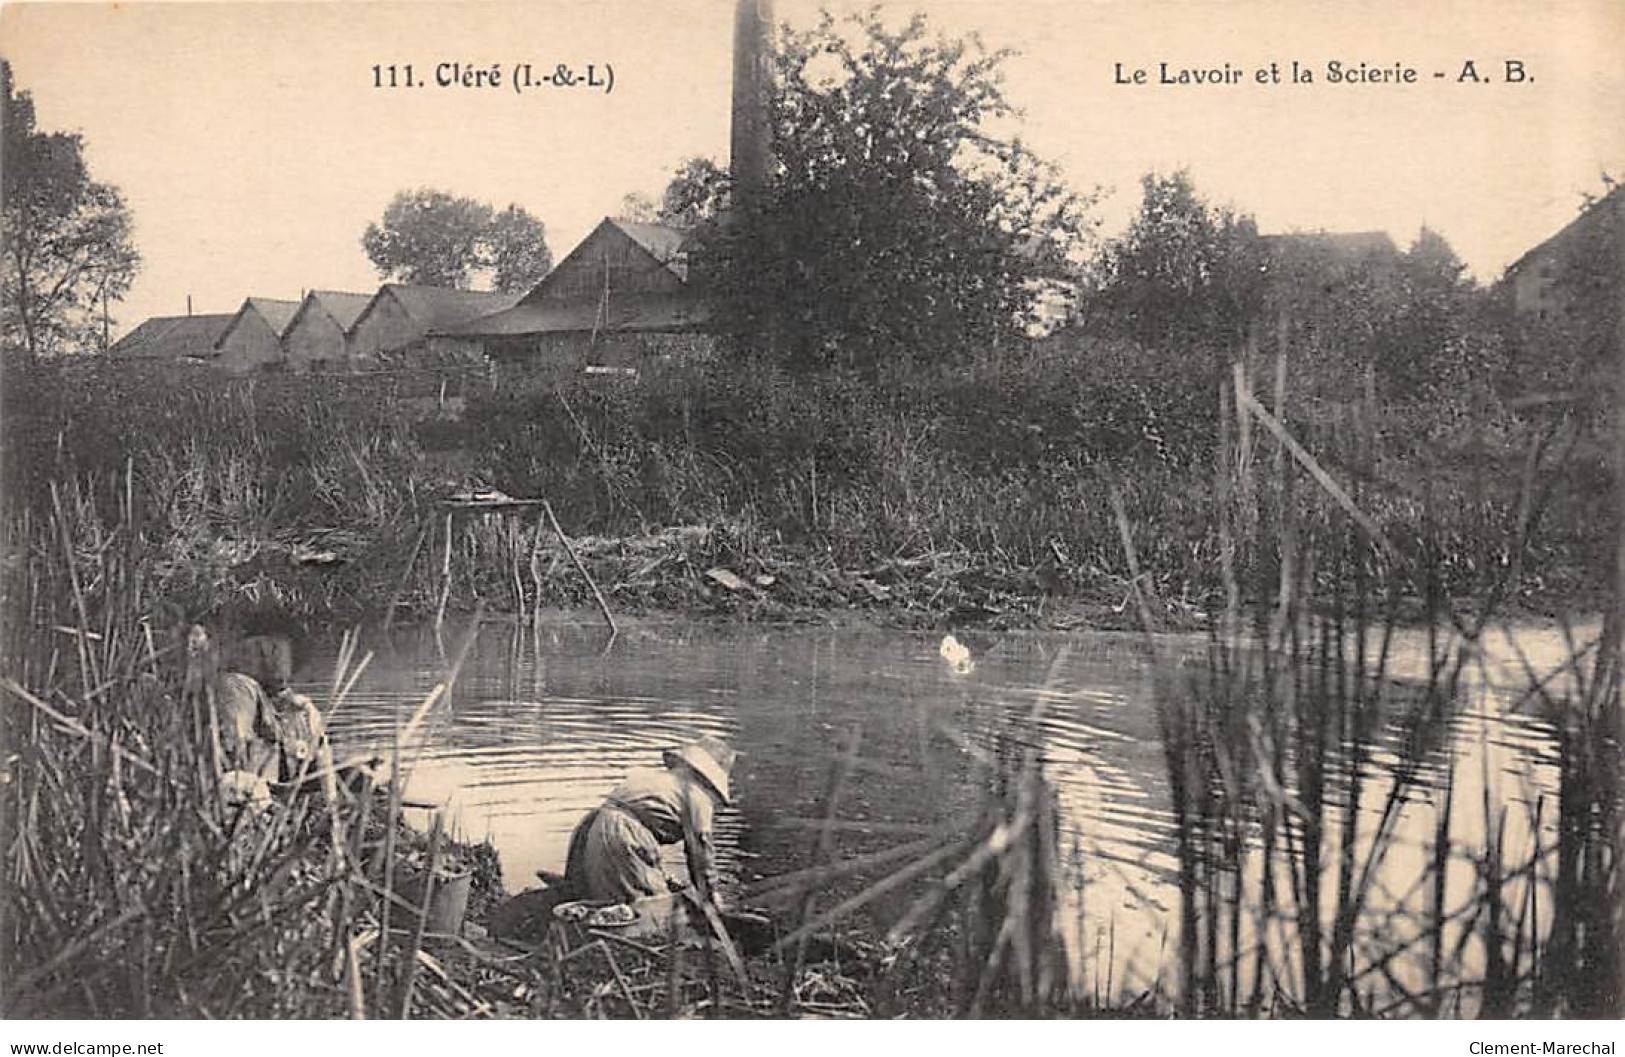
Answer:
1 0 1621 340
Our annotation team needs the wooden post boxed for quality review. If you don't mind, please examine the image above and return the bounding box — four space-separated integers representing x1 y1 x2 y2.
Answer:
527 508 547 626
434 511 453 629
508 514 525 615
1273 308 1290 477
1235 340 1257 538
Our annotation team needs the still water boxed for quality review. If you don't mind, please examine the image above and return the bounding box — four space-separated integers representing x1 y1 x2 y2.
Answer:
296 616 1590 995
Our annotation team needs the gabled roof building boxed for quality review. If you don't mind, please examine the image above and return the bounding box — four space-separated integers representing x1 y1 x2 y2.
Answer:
441 217 715 367
215 297 301 374
281 290 373 371
348 284 521 363
1502 184 1622 320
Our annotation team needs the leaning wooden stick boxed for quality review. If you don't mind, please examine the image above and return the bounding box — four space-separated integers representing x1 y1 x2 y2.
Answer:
1237 386 1397 559
383 520 430 634
684 886 752 996
542 499 617 637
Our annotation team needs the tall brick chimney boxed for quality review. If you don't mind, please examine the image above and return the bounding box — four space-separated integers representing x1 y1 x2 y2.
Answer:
730 0 773 210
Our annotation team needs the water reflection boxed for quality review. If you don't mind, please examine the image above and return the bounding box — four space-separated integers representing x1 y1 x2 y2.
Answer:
295 616 1580 998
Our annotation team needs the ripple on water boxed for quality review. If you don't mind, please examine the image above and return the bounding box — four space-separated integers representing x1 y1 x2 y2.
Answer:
296 618 1573 992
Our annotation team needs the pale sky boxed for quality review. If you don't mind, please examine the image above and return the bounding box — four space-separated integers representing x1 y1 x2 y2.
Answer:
3 0 1622 340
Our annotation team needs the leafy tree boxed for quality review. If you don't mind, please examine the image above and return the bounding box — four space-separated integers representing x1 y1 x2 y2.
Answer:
486 204 552 293
361 189 552 291
1267 223 1497 405
617 191 661 224
1404 225 1467 292
621 158 730 232
362 190 491 288
1372 226 1498 400
699 10 1096 372
1 60 140 360
656 157 731 232
1086 174 1497 406
1087 170 1262 367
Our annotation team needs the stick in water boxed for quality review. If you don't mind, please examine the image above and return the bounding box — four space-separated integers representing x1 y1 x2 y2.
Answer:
542 499 617 638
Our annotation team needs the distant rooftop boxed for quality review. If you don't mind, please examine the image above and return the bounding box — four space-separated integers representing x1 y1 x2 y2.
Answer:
241 297 302 336
301 290 375 331
1259 230 1399 258
109 313 234 359
375 284 521 330
439 291 711 338
1504 183 1623 276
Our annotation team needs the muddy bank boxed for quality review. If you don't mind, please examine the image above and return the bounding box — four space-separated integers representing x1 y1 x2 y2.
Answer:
162 510 1212 632
203 511 1595 639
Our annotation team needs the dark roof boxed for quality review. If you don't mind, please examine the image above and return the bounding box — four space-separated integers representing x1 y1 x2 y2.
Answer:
367 284 521 332
109 318 175 357
438 292 712 338
297 290 374 331
1259 230 1398 260
524 218 691 303
211 297 301 353
244 297 301 335
612 220 690 266
109 314 234 359
1504 184 1624 277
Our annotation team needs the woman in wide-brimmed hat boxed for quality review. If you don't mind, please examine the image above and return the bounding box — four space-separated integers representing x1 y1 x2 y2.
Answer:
563 735 737 904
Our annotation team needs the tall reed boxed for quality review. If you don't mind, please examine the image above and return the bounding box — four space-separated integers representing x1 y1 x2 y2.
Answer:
0 483 518 1018
1130 346 1620 1017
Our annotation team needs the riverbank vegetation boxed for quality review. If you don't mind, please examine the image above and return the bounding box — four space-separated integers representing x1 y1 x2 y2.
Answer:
0 320 1609 637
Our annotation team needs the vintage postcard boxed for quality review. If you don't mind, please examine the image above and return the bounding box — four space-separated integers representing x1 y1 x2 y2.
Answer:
0 0 1621 1035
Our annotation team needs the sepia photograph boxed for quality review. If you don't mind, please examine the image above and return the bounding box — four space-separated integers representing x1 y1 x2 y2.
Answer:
0 0 1621 1028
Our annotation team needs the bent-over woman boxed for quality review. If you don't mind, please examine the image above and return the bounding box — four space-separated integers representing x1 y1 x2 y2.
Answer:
563 735 737 905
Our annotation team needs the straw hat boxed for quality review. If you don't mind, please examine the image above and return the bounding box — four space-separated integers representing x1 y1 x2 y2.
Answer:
663 735 737 805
